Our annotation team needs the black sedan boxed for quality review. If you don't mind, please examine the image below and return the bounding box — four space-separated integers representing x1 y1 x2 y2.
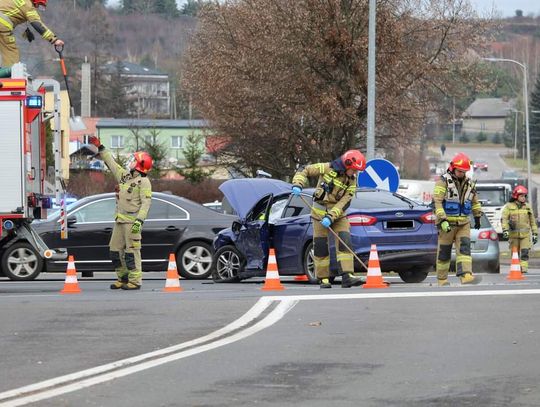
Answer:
1 192 236 280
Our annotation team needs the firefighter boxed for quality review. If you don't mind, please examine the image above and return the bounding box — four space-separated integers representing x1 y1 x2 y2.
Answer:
0 0 63 67
433 153 483 286
291 150 366 289
88 136 152 290
502 185 538 273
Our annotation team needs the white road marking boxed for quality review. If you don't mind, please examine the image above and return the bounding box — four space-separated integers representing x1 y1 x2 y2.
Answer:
2 287 540 405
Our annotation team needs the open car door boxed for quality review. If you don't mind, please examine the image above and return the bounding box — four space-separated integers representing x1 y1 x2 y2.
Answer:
234 193 274 270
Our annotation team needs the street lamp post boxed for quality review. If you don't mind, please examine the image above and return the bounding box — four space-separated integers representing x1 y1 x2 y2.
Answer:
483 58 531 187
510 109 524 160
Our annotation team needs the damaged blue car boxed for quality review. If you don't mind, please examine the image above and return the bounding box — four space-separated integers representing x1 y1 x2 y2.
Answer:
212 178 438 284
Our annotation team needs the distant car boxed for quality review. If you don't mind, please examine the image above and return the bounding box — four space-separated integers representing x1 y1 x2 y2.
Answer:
451 213 500 273
212 179 438 284
473 160 488 171
1 192 236 281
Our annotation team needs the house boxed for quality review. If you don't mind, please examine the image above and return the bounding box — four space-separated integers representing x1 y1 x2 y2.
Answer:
102 61 171 118
462 98 516 136
95 118 210 166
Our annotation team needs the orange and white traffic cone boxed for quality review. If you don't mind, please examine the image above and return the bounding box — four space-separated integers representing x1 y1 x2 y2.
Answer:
507 247 525 281
294 274 310 282
60 255 81 294
363 244 389 289
261 248 285 291
164 253 183 292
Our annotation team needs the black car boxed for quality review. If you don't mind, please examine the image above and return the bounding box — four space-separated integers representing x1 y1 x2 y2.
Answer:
1 192 236 281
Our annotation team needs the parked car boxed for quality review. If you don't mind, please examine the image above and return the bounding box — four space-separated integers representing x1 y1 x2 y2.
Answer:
451 213 500 273
212 179 438 284
1 192 236 281
473 160 489 171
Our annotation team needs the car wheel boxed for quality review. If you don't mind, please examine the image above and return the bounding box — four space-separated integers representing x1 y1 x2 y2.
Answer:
302 242 318 284
177 241 214 280
212 245 244 283
398 266 430 283
1 242 43 281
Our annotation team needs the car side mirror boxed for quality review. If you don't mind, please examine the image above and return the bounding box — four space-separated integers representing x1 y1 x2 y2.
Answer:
67 216 77 226
231 220 242 234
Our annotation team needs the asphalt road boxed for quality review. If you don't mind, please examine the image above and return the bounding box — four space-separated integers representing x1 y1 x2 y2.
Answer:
1 271 540 407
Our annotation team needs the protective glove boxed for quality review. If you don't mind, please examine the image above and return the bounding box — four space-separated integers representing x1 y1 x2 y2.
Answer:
440 220 451 233
502 230 509 240
320 216 332 229
533 234 538 245
291 186 302 197
22 27 35 43
131 219 143 234
473 217 481 230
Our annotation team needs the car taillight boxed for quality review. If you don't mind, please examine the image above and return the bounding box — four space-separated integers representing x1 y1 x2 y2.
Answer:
347 214 377 226
420 212 436 223
478 230 498 241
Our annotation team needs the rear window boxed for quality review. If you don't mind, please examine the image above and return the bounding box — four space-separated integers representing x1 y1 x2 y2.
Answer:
350 189 415 209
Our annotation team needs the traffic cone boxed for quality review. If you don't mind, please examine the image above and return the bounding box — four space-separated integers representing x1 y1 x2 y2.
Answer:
261 248 285 291
507 247 525 281
163 253 183 292
60 255 81 294
294 274 310 282
363 244 389 289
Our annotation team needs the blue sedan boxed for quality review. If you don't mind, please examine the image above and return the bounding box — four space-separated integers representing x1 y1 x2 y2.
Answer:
212 179 438 284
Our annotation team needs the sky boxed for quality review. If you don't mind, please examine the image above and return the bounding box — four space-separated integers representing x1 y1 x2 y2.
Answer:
469 0 540 17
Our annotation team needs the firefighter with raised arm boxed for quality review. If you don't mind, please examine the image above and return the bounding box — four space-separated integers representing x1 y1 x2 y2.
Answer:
502 185 538 273
0 0 63 67
433 152 482 286
291 150 366 289
88 136 152 290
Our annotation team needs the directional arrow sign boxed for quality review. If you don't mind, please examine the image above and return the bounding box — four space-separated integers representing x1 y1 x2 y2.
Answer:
358 158 400 192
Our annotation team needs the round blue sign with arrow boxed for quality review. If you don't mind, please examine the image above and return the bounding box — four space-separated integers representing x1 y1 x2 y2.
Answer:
358 158 400 192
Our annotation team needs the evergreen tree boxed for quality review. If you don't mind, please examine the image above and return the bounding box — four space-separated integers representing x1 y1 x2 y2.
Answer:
175 133 214 184
154 0 179 17
98 62 136 117
143 128 168 178
530 73 540 163
180 0 210 16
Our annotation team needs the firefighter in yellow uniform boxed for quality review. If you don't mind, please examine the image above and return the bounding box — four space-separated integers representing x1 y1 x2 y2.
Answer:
433 153 482 286
88 136 153 290
292 150 366 289
502 185 538 273
0 0 63 67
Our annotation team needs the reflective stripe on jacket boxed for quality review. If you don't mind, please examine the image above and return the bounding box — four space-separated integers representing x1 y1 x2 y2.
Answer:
0 0 56 42
501 201 538 238
433 172 482 224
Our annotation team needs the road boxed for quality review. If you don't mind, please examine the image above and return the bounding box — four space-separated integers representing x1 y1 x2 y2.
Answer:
1 272 540 406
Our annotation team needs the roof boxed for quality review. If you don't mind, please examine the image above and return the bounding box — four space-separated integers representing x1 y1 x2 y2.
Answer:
463 98 516 118
102 61 168 77
96 119 209 129
70 117 99 142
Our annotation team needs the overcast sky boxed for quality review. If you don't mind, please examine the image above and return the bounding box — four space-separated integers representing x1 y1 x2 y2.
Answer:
469 0 540 16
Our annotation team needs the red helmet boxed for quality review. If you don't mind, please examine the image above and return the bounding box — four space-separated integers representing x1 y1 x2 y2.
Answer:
512 185 528 199
32 0 47 7
448 152 471 172
341 150 366 171
128 151 153 174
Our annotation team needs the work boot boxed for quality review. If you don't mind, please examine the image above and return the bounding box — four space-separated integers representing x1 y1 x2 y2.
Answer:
438 279 450 287
110 280 126 290
319 278 332 289
460 273 482 285
341 273 365 288
121 282 141 290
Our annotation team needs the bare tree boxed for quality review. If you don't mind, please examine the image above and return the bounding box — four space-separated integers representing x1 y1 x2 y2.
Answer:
183 0 492 179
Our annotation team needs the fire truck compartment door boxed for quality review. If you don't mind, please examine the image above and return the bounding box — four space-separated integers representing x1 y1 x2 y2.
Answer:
0 100 24 214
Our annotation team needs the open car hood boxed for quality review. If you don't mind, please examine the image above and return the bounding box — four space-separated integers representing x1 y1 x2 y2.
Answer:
219 178 292 219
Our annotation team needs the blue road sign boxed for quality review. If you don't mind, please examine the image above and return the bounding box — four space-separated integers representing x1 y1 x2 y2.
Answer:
358 158 400 192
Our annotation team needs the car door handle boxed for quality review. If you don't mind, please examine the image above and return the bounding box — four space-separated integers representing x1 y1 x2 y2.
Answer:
165 226 179 232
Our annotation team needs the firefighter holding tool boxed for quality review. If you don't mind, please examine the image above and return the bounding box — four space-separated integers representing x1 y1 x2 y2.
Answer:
87 136 152 290
292 150 366 289
433 152 482 286
0 0 63 67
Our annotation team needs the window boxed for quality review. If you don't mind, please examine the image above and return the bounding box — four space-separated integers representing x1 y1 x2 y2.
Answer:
72 199 115 223
284 195 312 218
171 136 183 149
110 135 124 148
147 199 188 220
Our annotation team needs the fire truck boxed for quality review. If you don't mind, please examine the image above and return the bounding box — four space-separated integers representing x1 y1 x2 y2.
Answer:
0 63 68 280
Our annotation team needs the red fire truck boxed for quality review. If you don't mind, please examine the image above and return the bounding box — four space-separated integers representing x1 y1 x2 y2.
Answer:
0 63 67 280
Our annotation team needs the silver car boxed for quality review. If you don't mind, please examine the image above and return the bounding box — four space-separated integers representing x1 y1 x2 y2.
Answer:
451 213 500 273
